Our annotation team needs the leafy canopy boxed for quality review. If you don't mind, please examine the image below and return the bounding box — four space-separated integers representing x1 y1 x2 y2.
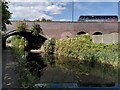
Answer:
1 0 11 31
16 21 26 32
30 23 43 36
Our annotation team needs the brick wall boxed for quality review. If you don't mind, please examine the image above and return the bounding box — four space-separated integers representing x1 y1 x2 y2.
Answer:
6 21 118 39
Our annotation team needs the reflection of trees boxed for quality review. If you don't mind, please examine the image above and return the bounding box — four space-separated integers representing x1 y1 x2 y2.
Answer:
44 54 55 66
26 53 47 77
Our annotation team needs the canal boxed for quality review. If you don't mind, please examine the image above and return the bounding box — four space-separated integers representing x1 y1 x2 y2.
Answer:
25 52 119 88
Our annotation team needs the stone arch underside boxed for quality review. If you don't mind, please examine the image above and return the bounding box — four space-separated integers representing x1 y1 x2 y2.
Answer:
2 31 47 50
92 32 102 35
77 31 86 35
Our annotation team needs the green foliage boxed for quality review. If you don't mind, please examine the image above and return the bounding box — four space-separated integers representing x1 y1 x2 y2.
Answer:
44 37 56 54
1 0 11 31
10 35 27 59
55 56 118 82
54 34 118 67
16 21 26 32
16 59 37 88
44 54 56 66
30 23 43 36
10 35 38 88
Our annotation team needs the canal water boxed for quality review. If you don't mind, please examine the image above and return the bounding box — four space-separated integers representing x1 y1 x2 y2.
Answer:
25 52 118 87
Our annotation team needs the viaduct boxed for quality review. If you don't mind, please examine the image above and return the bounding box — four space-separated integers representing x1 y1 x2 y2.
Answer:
2 21 119 49
6 21 119 39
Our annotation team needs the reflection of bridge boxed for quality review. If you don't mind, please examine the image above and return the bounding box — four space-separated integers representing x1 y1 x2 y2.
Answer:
2 30 47 50
6 21 118 39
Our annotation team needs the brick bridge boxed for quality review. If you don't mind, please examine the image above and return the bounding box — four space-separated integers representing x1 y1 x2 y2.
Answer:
2 30 47 50
6 21 119 39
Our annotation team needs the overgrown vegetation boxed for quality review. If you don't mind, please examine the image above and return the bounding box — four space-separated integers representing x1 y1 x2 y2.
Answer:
44 37 56 54
30 23 43 36
10 35 27 59
16 58 37 88
16 21 26 32
54 55 118 83
15 21 44 37
44 35 118 67
9 35 38 88
8 34 119 87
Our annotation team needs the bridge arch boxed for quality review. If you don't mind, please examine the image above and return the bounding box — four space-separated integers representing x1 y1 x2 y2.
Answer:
92 32 102 35
2 30 47 50
77 31 86 35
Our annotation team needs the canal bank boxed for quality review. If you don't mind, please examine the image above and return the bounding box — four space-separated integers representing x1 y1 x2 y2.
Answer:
25 53 118 87
3 34 119 88
2 48 20 88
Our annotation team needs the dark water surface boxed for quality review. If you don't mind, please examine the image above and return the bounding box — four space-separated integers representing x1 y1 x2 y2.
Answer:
26 52 119 87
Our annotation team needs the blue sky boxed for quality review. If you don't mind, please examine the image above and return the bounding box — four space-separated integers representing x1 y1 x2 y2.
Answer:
74 2 118 21
8 1 118 21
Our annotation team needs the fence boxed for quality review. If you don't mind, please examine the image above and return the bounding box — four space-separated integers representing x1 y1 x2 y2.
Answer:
92 33 118 44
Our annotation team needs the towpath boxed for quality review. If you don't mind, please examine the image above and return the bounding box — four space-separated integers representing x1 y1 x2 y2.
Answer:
2 48 20 89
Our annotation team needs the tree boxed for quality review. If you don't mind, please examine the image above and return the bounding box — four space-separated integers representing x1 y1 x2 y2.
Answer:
30 23 43 36
41 17 46 22
34 19 40 21
1 0 11 31
41 17 52 22
16 21 26 32
44 37 56 54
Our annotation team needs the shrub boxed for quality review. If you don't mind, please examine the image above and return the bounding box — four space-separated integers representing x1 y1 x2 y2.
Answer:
30 23 43 36
9 35 27 59
10 35 38 88
16 21 26 32
54 34 118 67
44 37 56 54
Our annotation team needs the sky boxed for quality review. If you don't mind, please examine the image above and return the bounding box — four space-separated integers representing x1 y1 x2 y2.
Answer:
8 0 119 21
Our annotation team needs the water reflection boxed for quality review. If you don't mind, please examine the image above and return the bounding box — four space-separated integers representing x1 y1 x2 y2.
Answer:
25 52 118 87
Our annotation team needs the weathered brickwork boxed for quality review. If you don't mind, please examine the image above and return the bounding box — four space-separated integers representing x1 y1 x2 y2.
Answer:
6 21 119 39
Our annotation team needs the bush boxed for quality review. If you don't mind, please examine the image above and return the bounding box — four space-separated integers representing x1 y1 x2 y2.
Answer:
44 37 56 54
9 35 27 59
16 21 26 32
10 35 38 88
16 59 37 88
55 35 118 67
30 23 43 36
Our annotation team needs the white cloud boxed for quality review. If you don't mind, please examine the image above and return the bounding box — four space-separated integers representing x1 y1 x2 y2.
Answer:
59 19 66 21
8 1 67 20
59 19 71 21
46 5 66 14
8 0 118 21
7 0 120 2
